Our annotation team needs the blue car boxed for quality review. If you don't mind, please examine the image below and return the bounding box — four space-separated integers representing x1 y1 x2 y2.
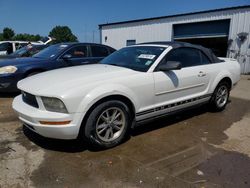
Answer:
0 43 116 92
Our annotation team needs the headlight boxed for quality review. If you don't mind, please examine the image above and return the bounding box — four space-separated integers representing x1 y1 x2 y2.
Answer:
0 66 18 74
41 97 68 113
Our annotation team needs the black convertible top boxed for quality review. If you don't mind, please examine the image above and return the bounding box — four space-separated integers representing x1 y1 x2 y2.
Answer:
140 41 222 63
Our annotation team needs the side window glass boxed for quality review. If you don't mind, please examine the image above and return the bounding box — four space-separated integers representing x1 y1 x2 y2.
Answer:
0 42 9 51
200 52 211 64
165 49 184 64
91 46 109 57
15 43 22 50
20 43 28 47
166 48 202 67
66 46 87 58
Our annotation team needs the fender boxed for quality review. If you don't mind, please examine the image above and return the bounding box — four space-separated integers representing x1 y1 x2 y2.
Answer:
209 70 233 93
76 83 140 114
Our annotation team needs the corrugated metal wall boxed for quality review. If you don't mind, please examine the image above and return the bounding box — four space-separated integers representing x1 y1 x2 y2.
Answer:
101 8 250 74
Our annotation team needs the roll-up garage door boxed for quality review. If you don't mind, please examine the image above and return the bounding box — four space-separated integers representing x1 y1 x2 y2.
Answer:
173 19 230 57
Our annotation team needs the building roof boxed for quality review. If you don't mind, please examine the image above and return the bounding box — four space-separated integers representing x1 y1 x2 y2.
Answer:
99 5 250 28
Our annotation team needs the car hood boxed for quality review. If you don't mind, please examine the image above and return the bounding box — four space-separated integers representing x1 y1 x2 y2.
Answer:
0 55 17 60
18 64 139 96
0 57 47 67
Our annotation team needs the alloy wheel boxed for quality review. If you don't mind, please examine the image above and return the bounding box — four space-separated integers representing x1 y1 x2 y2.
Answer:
96 107 126 142
215 85 228 108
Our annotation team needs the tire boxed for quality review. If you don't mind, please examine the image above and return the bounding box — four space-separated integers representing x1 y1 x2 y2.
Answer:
209 81 230 111
82 100 131 149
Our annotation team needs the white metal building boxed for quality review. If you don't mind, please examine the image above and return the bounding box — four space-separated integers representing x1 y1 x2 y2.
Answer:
99 5 250 74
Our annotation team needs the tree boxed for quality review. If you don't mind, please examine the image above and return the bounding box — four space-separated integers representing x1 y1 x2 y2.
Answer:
3 27 15 40
13 34 41 41
0 27 42 42
49 26 78 43
0 33 3 41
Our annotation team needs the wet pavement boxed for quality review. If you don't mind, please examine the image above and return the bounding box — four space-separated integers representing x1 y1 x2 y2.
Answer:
0 76 250 188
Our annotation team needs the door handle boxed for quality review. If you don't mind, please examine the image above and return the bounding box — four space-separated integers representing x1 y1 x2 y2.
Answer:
198 71 206 77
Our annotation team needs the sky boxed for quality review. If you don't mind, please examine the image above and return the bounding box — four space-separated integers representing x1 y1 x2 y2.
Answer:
0 0 249 43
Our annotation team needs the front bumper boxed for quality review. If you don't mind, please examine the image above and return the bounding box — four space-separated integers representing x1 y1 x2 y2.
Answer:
12 95 83 139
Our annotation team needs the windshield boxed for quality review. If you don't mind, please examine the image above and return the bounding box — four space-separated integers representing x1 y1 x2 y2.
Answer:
12 46 30 55
12 45 46 56
100 46 165 72
33 44 68 59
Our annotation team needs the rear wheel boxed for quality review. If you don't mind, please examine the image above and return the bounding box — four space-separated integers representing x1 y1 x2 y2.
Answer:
210 82 230 111
83 100 131 149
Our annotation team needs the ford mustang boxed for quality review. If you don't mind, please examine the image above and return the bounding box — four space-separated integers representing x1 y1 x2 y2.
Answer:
12 42 241 148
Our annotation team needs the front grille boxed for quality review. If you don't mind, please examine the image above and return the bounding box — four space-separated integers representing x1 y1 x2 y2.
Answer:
22 91 39 108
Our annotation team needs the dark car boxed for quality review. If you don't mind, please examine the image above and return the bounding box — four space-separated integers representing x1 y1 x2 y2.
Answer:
0 44 48 60
0 42 116 92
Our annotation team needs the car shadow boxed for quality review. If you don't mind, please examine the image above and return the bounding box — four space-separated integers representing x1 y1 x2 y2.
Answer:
131 105 209 136
23 126 87 153
132 99 232 136
0 92 20 98
22 104 211 153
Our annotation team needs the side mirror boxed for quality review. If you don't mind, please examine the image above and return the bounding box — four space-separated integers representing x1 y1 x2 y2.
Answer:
158 61 182 71
62 54 72 60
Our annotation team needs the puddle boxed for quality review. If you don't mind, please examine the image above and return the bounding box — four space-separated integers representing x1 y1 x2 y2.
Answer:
143 143 213 176
179 150 250 188
213 115 250 157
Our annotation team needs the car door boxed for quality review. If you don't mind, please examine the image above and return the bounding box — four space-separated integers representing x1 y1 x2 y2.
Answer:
153 47 210 110
61 45 94 66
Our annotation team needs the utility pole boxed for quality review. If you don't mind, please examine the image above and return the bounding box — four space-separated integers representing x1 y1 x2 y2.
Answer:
84 24 87 42
92 30 95 43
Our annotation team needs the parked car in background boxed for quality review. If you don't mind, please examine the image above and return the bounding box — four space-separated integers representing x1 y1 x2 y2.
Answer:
0 37 53 55
0 41 37 55
37 36 54 45
0 44 48 60
0 42 116 92
12 42 240 148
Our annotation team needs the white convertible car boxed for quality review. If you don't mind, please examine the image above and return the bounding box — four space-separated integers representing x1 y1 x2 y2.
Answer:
12 42 241 148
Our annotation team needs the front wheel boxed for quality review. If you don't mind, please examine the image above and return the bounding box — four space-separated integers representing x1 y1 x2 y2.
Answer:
83 100 131 149
209 82 230 111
